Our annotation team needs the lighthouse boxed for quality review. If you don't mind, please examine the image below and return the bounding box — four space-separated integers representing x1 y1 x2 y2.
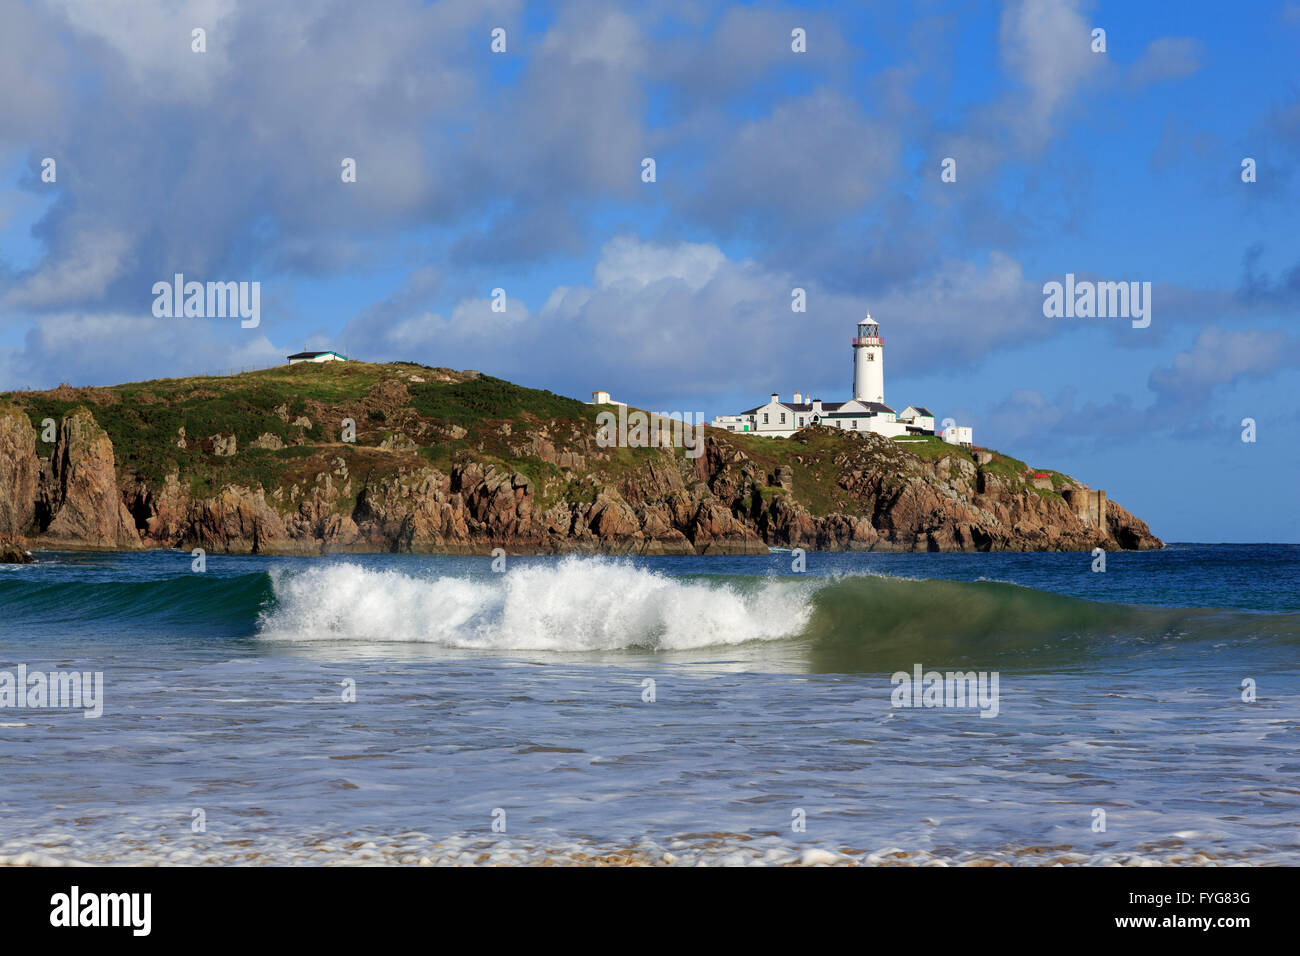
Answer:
852 313 884 404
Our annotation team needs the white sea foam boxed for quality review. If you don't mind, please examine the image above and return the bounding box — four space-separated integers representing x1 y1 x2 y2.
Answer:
1 824 1273 867
257 557 814 650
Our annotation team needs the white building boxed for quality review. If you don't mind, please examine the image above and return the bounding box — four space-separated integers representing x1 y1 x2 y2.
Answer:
941 424 974 447
898 405 935 433
287 350 347 364
711 315 972 444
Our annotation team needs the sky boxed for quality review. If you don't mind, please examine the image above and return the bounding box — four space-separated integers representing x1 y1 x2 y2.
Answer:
0 0 1297 543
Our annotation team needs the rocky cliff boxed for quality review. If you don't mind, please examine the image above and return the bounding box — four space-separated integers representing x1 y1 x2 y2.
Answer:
0 362 1161 557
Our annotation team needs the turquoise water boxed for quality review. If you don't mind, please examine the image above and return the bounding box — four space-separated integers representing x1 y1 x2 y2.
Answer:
0 544 1297 865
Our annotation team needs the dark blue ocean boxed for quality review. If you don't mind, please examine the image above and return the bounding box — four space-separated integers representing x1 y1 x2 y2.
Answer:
0 543 1296 865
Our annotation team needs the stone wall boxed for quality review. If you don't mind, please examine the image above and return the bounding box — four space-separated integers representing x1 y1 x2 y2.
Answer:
1063 487 1107 528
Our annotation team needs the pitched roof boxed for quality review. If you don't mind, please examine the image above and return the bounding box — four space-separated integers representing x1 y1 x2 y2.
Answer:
905 405 933 416
287 350 347 359
740 399 901 416
798 401 895 419
743 400 847 414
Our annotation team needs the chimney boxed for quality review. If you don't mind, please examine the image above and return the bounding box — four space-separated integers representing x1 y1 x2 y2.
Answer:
811 398 823 414
771 392 779 403
793 391 802 404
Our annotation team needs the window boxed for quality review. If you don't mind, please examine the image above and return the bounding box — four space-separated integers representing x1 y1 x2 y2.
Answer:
779 413 786 424
763 413 769 424
851 420 857 429
867 353 875 361
798 417 804 427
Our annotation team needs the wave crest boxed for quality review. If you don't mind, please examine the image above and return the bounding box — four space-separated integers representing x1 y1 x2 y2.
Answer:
256 557 815 650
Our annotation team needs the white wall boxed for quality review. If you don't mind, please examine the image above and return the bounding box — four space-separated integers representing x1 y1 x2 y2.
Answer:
853 344 884 403
868 419 909 438
755 399 796 434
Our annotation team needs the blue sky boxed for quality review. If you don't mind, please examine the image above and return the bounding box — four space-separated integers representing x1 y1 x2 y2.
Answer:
1 0 1297 543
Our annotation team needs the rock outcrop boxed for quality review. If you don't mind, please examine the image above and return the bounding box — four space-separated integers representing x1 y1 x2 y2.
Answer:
0 366 1163 556
0 406 38 535
0 534 33 564
35 408 141 549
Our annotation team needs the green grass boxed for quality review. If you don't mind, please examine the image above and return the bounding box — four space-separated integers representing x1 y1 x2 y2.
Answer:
714 428 890 514
406 374 588 426
0 364 599 493
891 434 975 463
1 364 395 483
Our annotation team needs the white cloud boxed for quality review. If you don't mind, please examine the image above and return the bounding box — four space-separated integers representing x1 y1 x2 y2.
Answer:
5 230 135 308
1149 326 1293 398
1126 37 1204 87
345 236 1051 403
997 0 1101 149
539 7 645 70
688 88 900 229
591 235 725 292
868 252 1045 365
43 0 240 100
0 310 283 387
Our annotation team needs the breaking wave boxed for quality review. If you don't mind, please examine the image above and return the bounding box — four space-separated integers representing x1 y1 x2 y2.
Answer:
256 558 816 651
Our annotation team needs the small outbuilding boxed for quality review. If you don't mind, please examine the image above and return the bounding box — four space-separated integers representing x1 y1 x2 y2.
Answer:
287 351 348 365
898 405 936 433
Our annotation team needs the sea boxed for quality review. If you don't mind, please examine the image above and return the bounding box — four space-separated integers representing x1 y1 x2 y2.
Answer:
0 543 1297 866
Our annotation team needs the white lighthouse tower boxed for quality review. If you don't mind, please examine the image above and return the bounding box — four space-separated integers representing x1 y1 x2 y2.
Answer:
852 313 884 404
